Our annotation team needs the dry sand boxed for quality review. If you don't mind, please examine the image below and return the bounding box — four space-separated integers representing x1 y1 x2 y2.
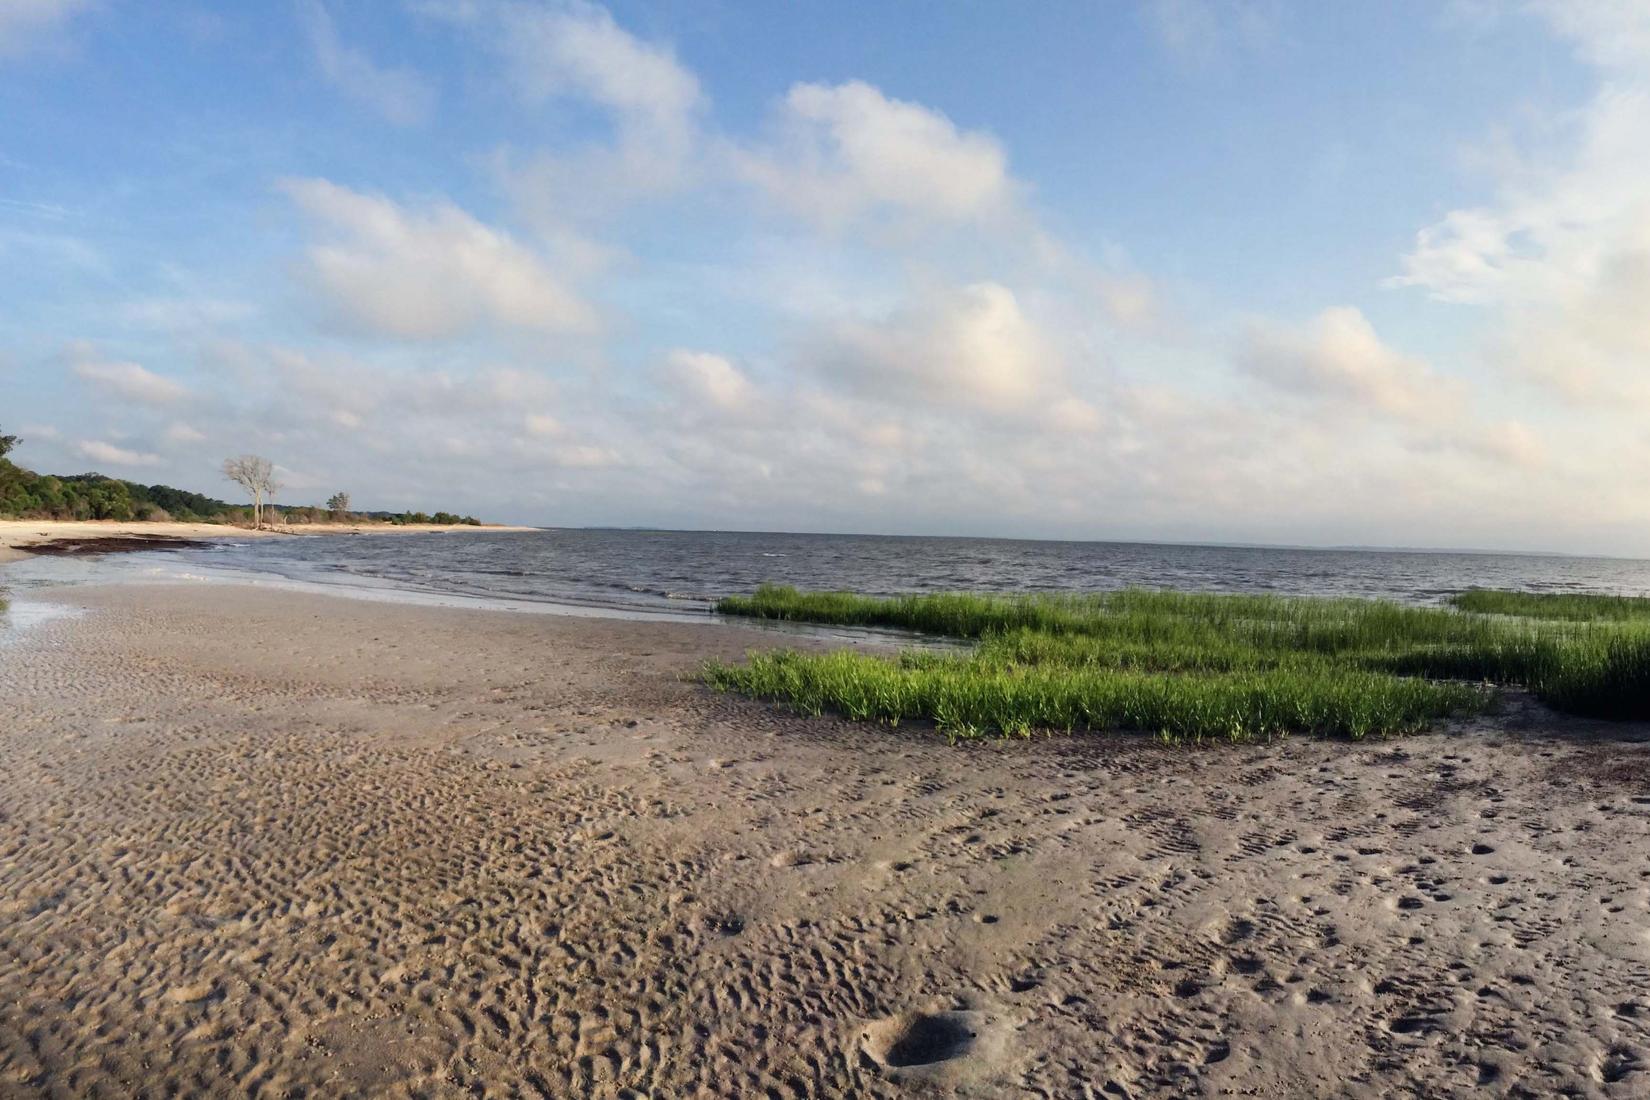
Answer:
2 583 1649 1097
0 520 534 564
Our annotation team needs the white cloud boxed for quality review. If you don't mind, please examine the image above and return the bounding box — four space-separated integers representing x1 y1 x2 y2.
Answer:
76 440 162 468
281 177 595 339
1048 395 1104 433
1091 271 1160 334
738 81 1013 228
1389 4 1650 411
438 0 702 222
1499 209 1650 408
256 346 564 427
813 282 1069 415
1530 0 1650 69
490 0 700 127
1239 306 1454 421
164 422 206 444
665 350 755 413
0 0 92 57
71 350 189 405
549 442 620 469
112 340 637 513
298 0 434 126
1454 419 1547 470
524 412 561 437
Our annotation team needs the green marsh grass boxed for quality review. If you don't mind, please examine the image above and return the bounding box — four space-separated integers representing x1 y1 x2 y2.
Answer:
1448 588 1650 622
706 585 1650 740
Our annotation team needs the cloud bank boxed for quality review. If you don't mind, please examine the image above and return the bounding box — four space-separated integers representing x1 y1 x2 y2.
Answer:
9 1 1649 554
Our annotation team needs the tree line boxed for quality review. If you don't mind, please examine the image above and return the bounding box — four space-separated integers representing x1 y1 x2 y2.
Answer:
0 430 480 527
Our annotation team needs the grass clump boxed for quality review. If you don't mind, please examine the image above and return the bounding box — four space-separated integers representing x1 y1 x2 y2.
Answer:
706 584 1650 740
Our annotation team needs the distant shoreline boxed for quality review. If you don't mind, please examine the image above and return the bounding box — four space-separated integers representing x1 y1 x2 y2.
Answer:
0 519 535 565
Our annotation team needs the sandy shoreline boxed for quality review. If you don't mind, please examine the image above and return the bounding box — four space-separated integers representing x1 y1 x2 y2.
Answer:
2 582 1649 1096
0 519 536 564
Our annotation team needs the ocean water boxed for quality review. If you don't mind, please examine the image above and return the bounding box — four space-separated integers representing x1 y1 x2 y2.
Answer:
92 528 1650 616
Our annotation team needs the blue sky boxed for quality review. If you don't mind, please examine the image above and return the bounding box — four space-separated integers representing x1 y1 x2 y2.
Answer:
3 1 1647 554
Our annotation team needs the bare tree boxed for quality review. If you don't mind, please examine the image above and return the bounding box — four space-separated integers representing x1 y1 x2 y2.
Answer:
222 455 279 530
326 491 350 519
264 473 285 526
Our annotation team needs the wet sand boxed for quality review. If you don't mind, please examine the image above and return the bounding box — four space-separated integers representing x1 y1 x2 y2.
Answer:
2 582 1649 1097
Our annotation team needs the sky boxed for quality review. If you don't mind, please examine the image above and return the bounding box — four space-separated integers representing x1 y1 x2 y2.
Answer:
2 1 1648 555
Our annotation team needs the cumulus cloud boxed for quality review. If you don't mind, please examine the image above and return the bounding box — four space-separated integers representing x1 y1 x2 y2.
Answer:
281 177 595 339
811 282 1073 417
71 349 189 405
0 0 92 57
488 0 700 127
76 440 162 468
298 0 434 126
738 81 1013 228
1238 307 1455 421
664 350 755 413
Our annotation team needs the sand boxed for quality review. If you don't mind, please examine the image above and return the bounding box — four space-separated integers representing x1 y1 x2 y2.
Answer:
1 582 1648 1097
0 519 536 564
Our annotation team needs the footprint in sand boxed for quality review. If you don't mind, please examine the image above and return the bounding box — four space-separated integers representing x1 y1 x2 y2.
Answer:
166 980 218 1004
769 849 814 868
858 1008 1007 1082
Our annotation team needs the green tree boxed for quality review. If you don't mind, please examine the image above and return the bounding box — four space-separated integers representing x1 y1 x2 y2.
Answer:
0 426 21 507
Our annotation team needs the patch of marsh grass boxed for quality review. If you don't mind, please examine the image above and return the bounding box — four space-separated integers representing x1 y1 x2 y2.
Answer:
707 585 1650 738
705 648 1484 742
1448 588 1650 622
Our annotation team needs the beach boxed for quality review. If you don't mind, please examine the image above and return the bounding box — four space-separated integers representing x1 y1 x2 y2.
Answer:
2 580 1648 1097
0 520 538 565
